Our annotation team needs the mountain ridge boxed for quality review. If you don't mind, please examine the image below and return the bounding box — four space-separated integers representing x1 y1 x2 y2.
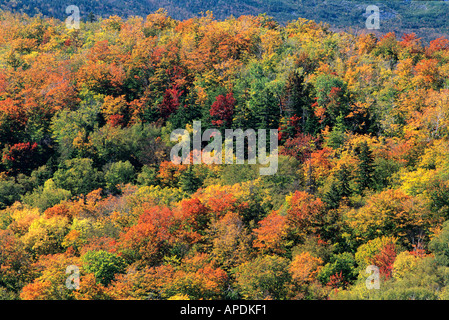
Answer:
1 0 448 42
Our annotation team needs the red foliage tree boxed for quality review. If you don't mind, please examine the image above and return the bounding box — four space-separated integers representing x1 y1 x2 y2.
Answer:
286 191 326 239
107 114 125 127
426 37 449 57
253 210 287 254
210 92 236 127
118 206 175 265
327 271 348 292
175 197 210 234
157 161 187 187
279 132 317 162
2 142 39 175
399 33 423 54
370 243 397 280
160 86 183 119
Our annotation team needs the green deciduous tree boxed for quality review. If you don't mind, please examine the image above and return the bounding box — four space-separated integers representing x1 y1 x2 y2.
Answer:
104 160 136 194
53 158 104 196
81 250 127 286
317 252 357 288
22 179 71 212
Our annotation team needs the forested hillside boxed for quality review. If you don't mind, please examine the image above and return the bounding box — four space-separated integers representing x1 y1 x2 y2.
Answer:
1 10 449 300
1 0 449 42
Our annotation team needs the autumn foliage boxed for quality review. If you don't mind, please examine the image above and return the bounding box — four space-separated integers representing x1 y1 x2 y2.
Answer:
1 10 449 301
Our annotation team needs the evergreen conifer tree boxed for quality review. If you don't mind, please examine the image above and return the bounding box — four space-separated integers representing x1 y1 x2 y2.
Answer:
324 164 352 209
356 141 375 193
179 165 201 194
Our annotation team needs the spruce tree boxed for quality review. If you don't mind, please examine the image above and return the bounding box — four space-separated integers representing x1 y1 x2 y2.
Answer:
324 164 352 209
327 113 346 150
338 164 352 199
324 181 341 210
285 71 316 135
179 165 201 194
86 12 97 23
356 141 375 192
305 162 316 195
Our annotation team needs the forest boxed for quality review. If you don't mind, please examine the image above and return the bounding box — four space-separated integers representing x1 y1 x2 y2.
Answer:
1 9 449 300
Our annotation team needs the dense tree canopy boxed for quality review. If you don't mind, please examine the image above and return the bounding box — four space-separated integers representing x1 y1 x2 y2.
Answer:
1 10 449 301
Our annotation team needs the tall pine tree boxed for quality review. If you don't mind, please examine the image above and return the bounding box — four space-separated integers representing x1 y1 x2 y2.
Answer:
356 141 375 193
285 71 317 135
179 165 201 194
305 162 316 195
324 164 352 209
